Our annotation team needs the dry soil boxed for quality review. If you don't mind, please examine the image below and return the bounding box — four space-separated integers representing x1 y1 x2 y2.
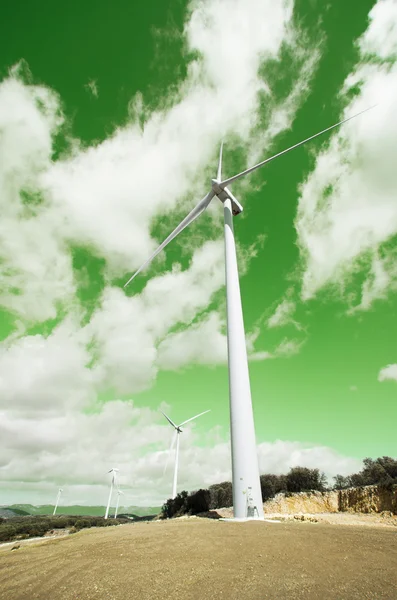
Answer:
0 517 396 600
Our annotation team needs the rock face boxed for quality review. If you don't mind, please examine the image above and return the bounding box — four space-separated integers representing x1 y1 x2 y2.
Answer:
263 491 339 514
261 486 397 515
338 485 397 514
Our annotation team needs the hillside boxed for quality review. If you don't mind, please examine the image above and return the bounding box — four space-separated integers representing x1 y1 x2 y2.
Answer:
1 519 396 600
2 504 160 518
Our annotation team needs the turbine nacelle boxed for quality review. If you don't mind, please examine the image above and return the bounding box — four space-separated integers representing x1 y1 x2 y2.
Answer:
211 179 243 216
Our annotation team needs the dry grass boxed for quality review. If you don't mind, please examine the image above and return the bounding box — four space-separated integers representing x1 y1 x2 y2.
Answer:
0 518 396 599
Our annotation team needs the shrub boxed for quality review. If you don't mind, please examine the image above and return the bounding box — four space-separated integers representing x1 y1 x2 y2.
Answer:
0 526 17 542
209 481 233 509
186 489 211 514
334 457 397 490
161 491 189 519
260 474 287 501
286 467 327 493
333 475 351 490
74 519 91 530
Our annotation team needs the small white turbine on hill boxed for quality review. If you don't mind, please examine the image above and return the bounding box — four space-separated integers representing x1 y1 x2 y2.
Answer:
161 410 210 499
104 468 119 520
53 488 63 516
114 488 124 519
125 107 374 520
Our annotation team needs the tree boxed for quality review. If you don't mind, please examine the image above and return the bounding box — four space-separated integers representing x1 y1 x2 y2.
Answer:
286 467 327 493
161 491 188 519
260 474 287 501
187 489 211 514
209 481 233 509
333 475 351 490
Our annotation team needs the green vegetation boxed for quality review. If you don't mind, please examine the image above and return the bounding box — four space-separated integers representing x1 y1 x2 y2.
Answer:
0 515 130 544
161 458 397 519
333 457 397 490
3 504 161 517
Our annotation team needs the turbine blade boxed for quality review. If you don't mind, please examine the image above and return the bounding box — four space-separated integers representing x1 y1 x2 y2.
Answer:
124 191 214 287
160 410 178 429
163 430 177 476
220 105 376 187
179 409 211 427
217 142 223 181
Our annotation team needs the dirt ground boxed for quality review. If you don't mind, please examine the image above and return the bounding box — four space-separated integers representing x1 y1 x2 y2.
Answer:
0 517 396 600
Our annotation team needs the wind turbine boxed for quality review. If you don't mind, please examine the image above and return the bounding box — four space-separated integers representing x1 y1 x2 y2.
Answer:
161 410 210 499
114 488 124 519
125 106 374 520
53 488 63 516
104 468 119 520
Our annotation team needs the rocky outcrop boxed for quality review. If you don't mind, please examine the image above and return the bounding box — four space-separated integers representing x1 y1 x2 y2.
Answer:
260 486 397 516
263 490 339 514
338 485 397 514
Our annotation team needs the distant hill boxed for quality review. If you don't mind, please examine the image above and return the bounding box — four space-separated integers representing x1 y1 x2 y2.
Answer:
2 504 161 518
0 507 30 519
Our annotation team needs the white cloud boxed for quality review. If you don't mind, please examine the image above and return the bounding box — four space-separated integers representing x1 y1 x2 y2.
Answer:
0 0 314 326
378 363 397 382
296 0 397 307
0 0 324 505
85 80 98 98
0 76 76 323
268 298 297 328
88 240 226 393
257 440 362 482
157 309 276 371
274 337 304 357
0 411 362 505
39 0 296 281
349 250 397 312
0 317 94 417
157 312 228 370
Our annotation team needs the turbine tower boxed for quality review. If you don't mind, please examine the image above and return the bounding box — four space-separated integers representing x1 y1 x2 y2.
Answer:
114 488 124 519
161 410 210 499
53 488 63 516
125 107 374 520
104 468 119 520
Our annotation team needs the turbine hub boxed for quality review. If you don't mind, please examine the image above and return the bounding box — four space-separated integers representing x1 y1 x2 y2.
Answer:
211 179 243 216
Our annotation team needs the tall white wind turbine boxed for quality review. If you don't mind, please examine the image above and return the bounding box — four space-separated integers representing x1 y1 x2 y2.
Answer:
161 410 210 499
104 468 119 520
125 107 374 520
114 488 124 519
53 488 63 516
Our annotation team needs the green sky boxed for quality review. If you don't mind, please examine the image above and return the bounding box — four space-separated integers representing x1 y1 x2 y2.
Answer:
0 0 396 506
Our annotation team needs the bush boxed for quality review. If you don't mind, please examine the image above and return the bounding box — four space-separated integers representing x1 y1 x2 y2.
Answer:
260 474 287 501
74 519 91 530
334 457 397 490
0 514 127 543
0 525 17 542
161 491 189 519
186 489 211 514
209 482 233 509
286 467 327 493
333 475 351 490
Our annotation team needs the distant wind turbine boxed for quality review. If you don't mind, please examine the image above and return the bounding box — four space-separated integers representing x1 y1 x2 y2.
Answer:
125 106 374 520
161 410 210 499
53 488 63 516
104 468 119 520
114 488 124 519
